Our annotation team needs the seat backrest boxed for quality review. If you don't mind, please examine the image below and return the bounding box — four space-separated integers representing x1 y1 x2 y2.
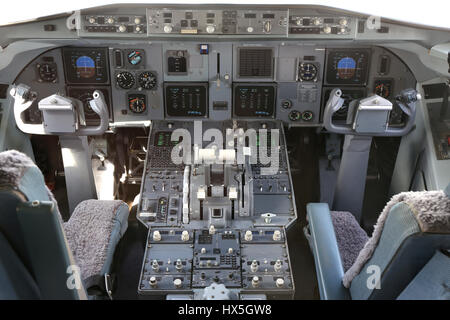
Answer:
348 189 450 300
0 150 86 299
0 231 41 299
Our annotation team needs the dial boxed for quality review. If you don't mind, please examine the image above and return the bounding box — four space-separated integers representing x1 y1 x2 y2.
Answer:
37 63 57 82
281 99 292 109
298 63 318 81
116 71 135 89
374 79 393 98
128 94 146 113
127 50 144 66
288 110 301 121
138 71 157 90
302 111 314 121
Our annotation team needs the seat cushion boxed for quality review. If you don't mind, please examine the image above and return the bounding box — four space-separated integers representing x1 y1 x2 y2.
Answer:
330 211 369 272
64 200 129 288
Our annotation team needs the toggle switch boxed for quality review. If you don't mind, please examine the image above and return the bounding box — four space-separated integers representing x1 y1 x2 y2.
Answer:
274 259 282 272
152 260 159 272
176 259 183 271
250 260 259 273
252 276 259 288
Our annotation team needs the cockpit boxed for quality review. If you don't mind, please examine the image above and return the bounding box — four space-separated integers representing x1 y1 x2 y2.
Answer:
0 3 449 302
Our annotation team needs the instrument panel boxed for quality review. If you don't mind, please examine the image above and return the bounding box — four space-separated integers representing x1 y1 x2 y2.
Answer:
16 6 416 127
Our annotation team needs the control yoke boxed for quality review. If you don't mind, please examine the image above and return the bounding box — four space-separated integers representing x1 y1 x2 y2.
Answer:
10 83 109 136
323 88 420 136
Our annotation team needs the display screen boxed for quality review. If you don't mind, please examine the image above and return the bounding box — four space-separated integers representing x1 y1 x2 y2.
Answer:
67 86 112 125
63 47 109 84
233 84 276 117
164 83 208 117
322 87 366 121
325 49 371 85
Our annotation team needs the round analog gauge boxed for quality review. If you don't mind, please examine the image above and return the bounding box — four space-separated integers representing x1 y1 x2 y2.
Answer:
374 80 392 98
281 99 292 109
38 63 57 82
298 63 318 81
127 50 144 66
302 110 314 121
128 94 146 113
288 110 301 121
138 71 157 90
116 71 135 89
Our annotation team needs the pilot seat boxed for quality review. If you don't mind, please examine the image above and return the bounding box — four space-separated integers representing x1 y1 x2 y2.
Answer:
0 150 129 299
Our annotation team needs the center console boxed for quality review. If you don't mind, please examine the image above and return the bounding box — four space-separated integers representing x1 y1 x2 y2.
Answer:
137 120 296 299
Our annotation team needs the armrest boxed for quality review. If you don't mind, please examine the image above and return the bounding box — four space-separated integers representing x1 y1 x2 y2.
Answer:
306 203 350 300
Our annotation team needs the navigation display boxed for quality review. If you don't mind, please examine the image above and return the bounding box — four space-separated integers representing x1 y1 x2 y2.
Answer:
325 49 371 85
63 47 109 84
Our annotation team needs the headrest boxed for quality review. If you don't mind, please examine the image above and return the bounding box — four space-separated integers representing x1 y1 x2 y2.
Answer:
403 190 450 234
0 150 37 191
0 149 59 214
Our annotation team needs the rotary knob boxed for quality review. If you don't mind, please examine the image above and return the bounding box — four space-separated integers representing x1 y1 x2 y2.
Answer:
163 25 173 33
134 17 142 24
313 18 321 26
296 19 302 26
206 25 215 34
106 17 114 24
323 26 332 34
88 17 96 24
244 230 253 241
246 26 254 33
276 278 285 288
153 230 161 242
149 276 157 287
273 230 282 241
339 18 348 26
118 24 127 33
135 26 142 32
173 278 182 288
181 230 190 241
